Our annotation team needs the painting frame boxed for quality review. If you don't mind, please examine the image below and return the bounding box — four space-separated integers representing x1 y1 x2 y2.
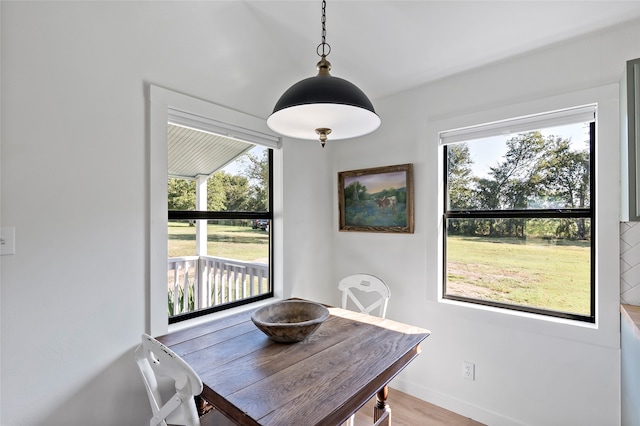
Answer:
338 163 414 233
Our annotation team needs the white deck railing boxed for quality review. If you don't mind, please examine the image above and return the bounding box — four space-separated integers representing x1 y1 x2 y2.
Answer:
167 255 269 316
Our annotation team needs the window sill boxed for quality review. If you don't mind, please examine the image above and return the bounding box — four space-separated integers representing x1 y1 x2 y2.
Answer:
168 297 282 334
440 297 598 329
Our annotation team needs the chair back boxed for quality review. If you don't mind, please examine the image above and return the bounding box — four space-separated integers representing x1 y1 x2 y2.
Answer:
135 333 202 426
338 274 390 318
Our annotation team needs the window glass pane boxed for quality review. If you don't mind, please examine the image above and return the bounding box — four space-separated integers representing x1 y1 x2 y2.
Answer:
447 122 591 210
445 217 591 316
219 145 269 213
167 219 270 317
168 144 269 213
166 138 272 320
168 220 197 257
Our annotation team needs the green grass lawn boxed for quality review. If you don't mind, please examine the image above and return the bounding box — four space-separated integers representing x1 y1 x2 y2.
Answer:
168 221 269 261
446 235 591 315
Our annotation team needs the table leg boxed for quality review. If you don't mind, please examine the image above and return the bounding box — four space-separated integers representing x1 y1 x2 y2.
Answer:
373 386 391 425
195 395 214 416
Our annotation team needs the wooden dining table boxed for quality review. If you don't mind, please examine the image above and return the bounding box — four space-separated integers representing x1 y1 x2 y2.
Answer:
157 300 430 425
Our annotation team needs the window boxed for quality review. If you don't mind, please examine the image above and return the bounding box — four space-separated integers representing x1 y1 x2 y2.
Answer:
166 114 274 324
149 85 281 333
441 105 595 322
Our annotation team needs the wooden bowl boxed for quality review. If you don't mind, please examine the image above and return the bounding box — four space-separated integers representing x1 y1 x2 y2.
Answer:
251 300 330 343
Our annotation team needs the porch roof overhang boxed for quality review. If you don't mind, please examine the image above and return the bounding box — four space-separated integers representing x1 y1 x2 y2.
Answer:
168 123 252 180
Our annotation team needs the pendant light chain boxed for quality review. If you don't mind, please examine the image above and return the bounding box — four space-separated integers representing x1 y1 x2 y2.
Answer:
317 0 331 58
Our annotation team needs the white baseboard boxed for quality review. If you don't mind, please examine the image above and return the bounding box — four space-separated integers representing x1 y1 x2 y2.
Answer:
390 377 527 426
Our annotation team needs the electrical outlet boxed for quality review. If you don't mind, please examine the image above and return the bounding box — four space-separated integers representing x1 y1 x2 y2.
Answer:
463 361 475 380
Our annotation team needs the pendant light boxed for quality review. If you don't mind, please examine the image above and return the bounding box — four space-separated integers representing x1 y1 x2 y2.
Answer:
267 0 380 147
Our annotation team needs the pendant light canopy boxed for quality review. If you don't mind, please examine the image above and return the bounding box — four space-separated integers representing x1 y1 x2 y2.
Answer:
267 0 380 147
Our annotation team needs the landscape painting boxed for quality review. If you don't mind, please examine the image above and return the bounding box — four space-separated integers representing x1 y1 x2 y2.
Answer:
338 163 414 233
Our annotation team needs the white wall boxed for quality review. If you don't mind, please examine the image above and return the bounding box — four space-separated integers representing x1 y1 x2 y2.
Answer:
0 3 3 423
0 2 333 425
0 1 638 425
1 3 150 424
327 19 640 426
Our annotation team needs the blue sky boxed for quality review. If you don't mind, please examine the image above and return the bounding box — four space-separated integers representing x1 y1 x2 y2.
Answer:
344 171 406 194
467 122 589 178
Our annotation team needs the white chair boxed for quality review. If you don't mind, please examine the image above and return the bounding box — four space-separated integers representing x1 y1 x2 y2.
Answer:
339 273 391 319
339 274 391 426
135 333 232 426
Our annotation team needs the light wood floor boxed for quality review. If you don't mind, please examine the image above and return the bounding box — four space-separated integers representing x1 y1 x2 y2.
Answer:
353 388 484 426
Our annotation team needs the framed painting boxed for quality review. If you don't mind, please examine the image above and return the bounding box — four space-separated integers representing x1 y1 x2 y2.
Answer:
338 163 414 233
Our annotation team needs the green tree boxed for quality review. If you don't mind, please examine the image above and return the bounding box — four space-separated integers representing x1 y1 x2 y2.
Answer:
537 137 590 239
488 131 546 210
222 173 253 211
470 132 545 237
344 181 367 204
204 172 253 211
240 149 269 211
448 130 590 240
447 143 474 209
538 137 590 209
168 178 195 210
206 173 227 211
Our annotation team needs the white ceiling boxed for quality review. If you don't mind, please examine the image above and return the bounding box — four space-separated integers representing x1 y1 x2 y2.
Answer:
139 1 640 129
239 0 640 105
158 1 638 175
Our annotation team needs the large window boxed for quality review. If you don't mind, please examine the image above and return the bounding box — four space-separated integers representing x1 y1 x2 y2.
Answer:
166 124 274 324
442 105 595 322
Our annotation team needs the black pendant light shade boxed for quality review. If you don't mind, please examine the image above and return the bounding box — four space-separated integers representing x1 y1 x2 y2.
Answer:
267 71 380 143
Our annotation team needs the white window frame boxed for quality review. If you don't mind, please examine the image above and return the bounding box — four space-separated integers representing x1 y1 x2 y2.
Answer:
148 84 283 336
429 85 621 349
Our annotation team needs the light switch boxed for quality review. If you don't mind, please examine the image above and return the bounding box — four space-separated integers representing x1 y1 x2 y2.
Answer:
1 227 16 255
